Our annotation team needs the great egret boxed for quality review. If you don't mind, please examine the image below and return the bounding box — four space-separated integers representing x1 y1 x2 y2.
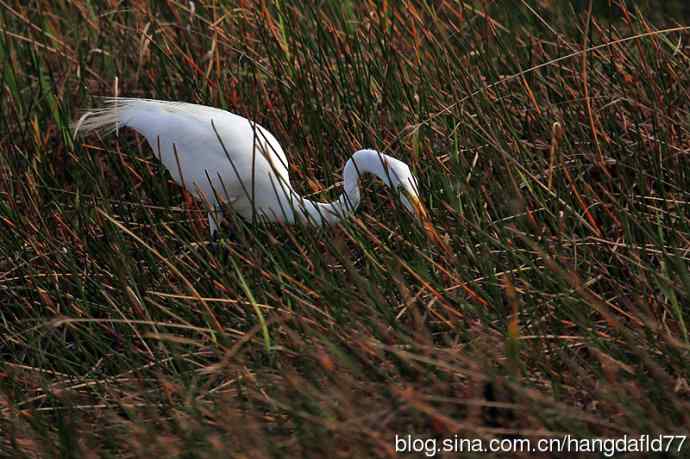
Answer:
73 98 428 236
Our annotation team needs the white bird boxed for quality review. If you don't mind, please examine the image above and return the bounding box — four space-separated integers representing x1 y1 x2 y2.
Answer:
73 98 428 236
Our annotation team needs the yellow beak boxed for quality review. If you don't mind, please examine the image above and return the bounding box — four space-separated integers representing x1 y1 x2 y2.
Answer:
409 195 454 258
409 195 429 222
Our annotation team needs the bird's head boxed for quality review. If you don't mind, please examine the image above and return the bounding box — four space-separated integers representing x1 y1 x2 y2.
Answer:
348 149 429 222
377 154 428 222
396 172 428 222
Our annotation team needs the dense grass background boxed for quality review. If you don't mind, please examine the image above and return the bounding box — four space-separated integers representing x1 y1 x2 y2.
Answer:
1 1 690 457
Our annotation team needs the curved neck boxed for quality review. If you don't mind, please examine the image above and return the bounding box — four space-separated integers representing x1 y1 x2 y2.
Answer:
286 150 392 226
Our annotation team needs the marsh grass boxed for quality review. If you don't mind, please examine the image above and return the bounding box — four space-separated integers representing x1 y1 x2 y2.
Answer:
1 1 690 457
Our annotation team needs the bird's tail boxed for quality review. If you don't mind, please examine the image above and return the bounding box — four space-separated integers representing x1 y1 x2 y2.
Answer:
71 97 128 139
72 97 122 138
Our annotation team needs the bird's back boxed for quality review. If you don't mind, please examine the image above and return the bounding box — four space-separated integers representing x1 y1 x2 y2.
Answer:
76 98 294 220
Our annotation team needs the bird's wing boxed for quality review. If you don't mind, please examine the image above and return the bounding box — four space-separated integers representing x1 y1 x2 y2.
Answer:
75 98 293 210
76 98 289 171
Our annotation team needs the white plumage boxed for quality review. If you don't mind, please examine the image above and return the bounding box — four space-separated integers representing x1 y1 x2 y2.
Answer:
74 98 427 235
